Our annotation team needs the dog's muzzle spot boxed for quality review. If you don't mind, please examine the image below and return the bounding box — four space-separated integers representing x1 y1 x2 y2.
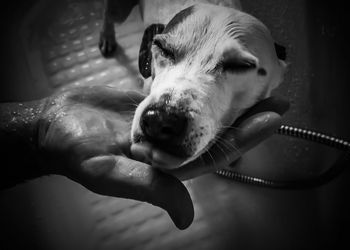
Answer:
258 68 267 76
140 104 189 157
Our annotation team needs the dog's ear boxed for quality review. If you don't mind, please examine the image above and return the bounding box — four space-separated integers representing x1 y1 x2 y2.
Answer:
271 42 288 92
138 24 165 78
274 42 287 61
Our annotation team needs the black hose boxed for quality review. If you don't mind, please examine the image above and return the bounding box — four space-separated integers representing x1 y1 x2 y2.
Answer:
216 125 350 189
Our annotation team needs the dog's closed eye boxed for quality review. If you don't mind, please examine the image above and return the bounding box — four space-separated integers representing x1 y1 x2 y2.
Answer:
153 39 175 61
213 56 257 74
216 46 258 74
221 58 256 73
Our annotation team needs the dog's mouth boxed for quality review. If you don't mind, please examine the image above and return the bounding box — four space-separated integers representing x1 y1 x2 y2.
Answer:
131 122 228 170
133 104 197 159
132 132 190 159
131 96 220 168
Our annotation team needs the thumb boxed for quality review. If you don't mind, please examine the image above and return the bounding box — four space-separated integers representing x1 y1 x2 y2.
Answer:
78 155 194 229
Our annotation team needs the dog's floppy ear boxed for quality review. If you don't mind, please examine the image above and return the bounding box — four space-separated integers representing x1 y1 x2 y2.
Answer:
138 24 165 78
271 42 288 92
274 42 287 61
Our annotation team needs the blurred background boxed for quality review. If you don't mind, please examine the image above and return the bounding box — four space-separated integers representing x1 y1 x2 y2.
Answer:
1 0 349 249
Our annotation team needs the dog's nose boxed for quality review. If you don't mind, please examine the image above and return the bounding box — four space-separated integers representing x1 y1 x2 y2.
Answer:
140 106 188 144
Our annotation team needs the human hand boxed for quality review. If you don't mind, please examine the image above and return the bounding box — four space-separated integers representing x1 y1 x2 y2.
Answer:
2 84 288 230
36 85 194 229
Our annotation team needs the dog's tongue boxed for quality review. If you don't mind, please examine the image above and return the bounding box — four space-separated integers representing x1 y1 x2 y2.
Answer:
131 143 186 169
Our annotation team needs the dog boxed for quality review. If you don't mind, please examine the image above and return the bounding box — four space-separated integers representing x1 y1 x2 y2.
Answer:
99 0 287 168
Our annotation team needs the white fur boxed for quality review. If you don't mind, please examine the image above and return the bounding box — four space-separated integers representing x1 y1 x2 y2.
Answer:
132 3 286 166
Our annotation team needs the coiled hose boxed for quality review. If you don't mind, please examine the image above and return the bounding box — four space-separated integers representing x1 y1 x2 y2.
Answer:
216 125 350 189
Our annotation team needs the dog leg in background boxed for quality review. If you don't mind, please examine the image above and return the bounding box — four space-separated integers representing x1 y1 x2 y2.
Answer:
99 0 138 57
99 0 117 57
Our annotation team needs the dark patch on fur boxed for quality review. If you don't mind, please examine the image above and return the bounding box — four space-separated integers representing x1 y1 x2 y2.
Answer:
274 43 287 61
258 68 267 76
159 93 172 105
163 6 195 34
138 24 165 78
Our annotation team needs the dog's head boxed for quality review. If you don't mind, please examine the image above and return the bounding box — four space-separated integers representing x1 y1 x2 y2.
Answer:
132 3 286 166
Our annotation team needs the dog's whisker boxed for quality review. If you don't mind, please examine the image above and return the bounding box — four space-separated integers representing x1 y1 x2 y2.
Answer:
213 139 231 163
124 92 145 106
214 135 239 154
198 154 206 169
219 125 244 131
117 111 136 116
219 137 243 157
204 147 217 168
214 135 236 155
214 137 232 152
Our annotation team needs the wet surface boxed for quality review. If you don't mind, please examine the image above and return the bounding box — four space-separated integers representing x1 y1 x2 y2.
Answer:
1 0 350 250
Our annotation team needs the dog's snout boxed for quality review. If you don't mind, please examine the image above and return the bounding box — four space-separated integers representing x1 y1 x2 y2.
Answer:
140 106 188 145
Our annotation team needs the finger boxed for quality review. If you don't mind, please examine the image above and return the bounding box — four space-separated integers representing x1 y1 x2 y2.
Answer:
68 86 146 112
131 142 186 169
234 96 290 124
79 155 194 229
229 95 290 152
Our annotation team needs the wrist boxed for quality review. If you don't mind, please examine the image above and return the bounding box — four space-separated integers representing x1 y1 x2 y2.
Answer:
0 99 47 189
0 99 45 143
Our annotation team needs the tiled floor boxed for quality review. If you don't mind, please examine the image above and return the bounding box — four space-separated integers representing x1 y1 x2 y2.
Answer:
39 0 143 92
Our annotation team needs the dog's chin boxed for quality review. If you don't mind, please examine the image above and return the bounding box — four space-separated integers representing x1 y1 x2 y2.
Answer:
131 131 217 170
133 133 188 155
131 133 192 168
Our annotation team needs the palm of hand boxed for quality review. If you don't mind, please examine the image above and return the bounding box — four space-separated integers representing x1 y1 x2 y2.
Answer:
35 86 194 230
37 86 143 181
